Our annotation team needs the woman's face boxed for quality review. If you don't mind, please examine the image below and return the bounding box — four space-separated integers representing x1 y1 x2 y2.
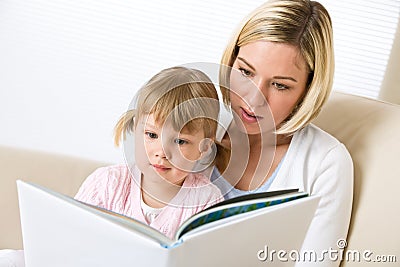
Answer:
230 41 309 135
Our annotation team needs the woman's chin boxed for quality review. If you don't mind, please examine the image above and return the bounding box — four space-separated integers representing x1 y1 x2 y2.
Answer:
233 117 260 134
234 117 275 136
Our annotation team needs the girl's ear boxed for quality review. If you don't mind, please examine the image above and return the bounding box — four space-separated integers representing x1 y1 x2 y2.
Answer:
197 138 217 166
192 138 216 172
199 138 213 154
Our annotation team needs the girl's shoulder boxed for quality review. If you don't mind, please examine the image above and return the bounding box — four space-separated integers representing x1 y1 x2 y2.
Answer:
184 172 217 188
80 164 135 192
183 173 223 198
90 164 132 180
75 164 135 204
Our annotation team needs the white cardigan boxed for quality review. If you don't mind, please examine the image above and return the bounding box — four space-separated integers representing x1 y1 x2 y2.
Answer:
214 123 354 266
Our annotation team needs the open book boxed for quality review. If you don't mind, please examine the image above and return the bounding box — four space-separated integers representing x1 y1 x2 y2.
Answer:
17 180 320 267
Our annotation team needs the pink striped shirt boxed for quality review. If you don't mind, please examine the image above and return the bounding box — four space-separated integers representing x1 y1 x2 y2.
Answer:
74 164 223 239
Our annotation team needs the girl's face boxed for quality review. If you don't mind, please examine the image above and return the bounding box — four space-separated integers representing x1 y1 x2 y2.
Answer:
230 41 309 135
135 113 207 186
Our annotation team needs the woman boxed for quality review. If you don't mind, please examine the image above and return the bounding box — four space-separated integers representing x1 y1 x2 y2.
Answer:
212 0 353 266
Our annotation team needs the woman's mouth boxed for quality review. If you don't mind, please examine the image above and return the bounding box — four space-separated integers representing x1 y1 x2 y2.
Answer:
240 107 263 123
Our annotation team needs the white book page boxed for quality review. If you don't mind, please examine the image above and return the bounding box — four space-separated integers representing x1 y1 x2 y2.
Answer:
176 196 320 267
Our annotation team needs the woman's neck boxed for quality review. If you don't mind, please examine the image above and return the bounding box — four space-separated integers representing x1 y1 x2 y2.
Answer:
246 132 292 148
276 134 293 146
221 131 292 191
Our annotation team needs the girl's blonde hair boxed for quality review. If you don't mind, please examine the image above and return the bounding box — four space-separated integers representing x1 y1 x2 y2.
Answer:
220 0 334 135
115 66 229 170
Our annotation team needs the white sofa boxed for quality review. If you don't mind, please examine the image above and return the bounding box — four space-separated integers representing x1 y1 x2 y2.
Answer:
313 92 400 265
1 92 399 266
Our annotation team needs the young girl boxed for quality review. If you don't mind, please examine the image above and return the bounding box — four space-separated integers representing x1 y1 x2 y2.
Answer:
75 66 225 239
0 66 226 267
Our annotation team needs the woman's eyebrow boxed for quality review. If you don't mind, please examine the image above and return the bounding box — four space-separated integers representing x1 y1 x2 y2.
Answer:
273 76 297 82
237 57 256 71
238 57 298 82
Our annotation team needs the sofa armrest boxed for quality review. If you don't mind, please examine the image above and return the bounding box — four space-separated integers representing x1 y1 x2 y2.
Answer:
314 92 400 265
0 146 107 249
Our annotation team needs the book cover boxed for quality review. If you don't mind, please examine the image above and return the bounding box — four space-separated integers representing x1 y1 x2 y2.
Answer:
17 180 320 267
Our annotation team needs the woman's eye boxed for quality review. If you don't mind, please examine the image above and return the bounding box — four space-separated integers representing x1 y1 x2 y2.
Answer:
239 67 252 77
272 82 289 90
174 138 188 145
145 132 158 139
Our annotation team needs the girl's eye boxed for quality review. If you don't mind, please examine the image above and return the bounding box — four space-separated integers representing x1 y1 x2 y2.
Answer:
238 67 252 77
174 138 188 145
145 132 158 139
272 82 289 90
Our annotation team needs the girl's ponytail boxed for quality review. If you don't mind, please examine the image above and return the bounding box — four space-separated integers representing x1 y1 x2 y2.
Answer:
114 109 136 147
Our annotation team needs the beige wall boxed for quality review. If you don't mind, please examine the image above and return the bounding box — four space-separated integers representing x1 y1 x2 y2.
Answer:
379 17 400 105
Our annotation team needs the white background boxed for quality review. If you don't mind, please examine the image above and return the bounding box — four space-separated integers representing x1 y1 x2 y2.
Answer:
0 0 399 163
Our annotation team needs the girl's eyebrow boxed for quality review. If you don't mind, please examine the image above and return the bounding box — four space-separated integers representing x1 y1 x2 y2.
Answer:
143 122 158 130
178 132 193 138
237 57 298 82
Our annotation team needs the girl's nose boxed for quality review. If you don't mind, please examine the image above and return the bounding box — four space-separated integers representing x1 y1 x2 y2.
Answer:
155 147 167 159
155 151 166 158
154 141 171 159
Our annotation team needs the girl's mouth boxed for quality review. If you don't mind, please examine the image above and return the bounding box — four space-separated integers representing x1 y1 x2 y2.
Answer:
152 164 171 172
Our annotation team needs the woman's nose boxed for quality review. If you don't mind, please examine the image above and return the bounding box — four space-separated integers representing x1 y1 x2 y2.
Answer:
246 79 267 107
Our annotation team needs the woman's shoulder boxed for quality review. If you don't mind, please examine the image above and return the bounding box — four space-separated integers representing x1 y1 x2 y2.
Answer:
296 124 347 151
272 124 353 193
292 124 352 163
299 124 340 145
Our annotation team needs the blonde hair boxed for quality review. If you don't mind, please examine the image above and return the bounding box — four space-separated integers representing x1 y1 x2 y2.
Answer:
114 66 229 170
220 0 334 135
